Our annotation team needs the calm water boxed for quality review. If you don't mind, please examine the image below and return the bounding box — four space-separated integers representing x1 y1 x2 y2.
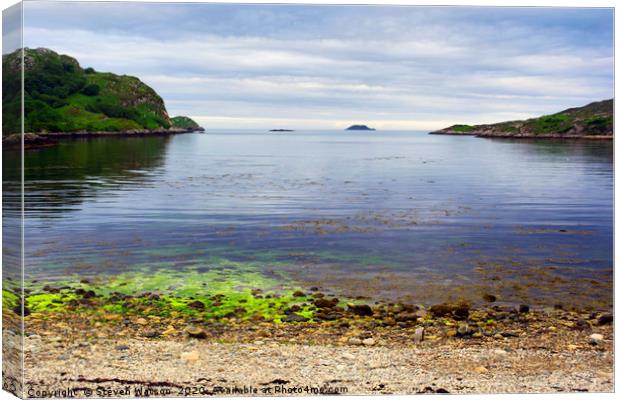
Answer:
2 131 614 307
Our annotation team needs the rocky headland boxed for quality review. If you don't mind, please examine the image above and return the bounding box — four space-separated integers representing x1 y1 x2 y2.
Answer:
430 99 613 139
2 48 204 148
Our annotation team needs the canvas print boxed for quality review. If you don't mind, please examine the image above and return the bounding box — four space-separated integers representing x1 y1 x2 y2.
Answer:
1 1 614 397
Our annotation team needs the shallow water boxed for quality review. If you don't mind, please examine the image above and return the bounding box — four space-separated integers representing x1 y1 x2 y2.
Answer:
3 130 613 307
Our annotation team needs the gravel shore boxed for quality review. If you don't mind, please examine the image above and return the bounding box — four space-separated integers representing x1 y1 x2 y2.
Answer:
3 284 614 397
13 322 613 396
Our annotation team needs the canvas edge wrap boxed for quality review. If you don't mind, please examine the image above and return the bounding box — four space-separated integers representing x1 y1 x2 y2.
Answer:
2 1 25 398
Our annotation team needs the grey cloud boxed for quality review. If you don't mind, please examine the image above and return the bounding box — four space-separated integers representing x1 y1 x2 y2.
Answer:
20 4 613 129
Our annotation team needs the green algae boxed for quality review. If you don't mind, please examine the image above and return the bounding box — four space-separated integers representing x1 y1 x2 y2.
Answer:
27 292 77 313
2 289 19 310
21 260 347 323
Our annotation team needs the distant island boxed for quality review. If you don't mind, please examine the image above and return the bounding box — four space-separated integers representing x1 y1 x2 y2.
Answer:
346 124 376 131
2 48 204 147
269 129 294 132
430 99 613 139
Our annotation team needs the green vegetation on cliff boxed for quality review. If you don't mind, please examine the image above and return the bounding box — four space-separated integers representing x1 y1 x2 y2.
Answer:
2 48 184 136
170 116 201 130
449 124 476 133
432 99 613 138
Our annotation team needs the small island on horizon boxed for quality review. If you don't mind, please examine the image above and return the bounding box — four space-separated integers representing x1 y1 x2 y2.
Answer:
269 129 294 132
346 124 376 131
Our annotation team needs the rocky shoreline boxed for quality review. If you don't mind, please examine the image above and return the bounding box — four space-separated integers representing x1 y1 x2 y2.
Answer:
2 127 205 149
2 280 614 396
429 130 613 140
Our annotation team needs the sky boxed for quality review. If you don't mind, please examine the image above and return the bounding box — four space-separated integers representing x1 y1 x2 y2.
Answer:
7 1 615 130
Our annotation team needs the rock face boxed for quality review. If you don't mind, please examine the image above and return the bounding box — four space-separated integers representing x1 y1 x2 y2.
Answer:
430 99 613 139
346 124 376 131
2 47 196 137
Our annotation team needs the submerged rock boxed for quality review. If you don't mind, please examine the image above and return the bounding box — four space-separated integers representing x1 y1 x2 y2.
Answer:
42 285 60 293
482 294 497 303
316 312 342 321
518 304 530 313
187 300 205 309
394 312 418 323
286 305 301 313
429 304 452 317
429 302 470 320
282 313 309 323
314 298 338 309
452 303 470 320
347 304 373 316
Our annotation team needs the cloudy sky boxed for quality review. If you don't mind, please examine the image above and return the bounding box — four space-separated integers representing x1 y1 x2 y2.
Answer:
12 2 616 129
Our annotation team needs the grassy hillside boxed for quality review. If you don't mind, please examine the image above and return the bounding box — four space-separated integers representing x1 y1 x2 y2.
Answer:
170 116 201 130
2 48 184 136
432 99 613 137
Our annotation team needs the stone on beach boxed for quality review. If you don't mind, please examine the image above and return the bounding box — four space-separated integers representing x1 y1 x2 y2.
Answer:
362 338 376 346
186 326 207 339
588 333 604 345
347 304 374 316
314 298 339 309
414 327 425 344
597 314 613 325
181 350 199 363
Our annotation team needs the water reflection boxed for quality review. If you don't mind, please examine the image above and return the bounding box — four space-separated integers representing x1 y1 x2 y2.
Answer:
3 136 171 216
485 137 614 159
